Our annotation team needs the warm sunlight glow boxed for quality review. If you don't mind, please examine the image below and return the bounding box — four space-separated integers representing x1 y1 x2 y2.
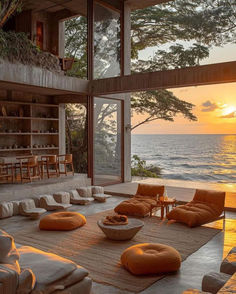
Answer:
222 105 236 116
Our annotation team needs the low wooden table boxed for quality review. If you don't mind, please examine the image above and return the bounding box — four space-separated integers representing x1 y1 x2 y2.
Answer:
151 198 176 219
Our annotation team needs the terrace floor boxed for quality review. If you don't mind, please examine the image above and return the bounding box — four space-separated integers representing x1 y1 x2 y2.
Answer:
105 177 236 210
1 194 236 294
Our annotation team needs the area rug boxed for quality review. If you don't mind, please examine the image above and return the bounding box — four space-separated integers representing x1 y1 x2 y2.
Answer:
13 210 221 293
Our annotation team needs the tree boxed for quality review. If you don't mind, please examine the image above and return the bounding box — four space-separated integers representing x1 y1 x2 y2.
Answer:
131 90 197 130
64 0 236 130
0 0 21 29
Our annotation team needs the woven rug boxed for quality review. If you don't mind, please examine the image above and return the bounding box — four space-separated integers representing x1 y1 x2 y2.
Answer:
13 210 221 293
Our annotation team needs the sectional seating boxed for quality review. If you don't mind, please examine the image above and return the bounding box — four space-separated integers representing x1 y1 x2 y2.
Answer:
167 189 225 227
0 229 92 293
39 195 72 211
0 201 14 219
92 186 111 202
53 191 71 204
19 199 46 219
114 184 164 217
69 190 94 205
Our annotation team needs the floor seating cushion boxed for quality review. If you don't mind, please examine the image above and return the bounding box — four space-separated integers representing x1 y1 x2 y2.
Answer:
69 190 94 205
114 198 157 217
114 183 164 217
166 189 225 227
121 243 181 275
39 211 86 231
53 191 71 204
19 199 46 219
202 271 231 294
92 186 111 202
220 247 236 275
0 201 14 219
39 195 72 211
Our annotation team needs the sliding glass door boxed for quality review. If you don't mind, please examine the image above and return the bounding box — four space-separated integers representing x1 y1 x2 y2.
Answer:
93 97 123 185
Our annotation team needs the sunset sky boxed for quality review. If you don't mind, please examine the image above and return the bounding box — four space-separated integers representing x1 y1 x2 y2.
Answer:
132 44 236 134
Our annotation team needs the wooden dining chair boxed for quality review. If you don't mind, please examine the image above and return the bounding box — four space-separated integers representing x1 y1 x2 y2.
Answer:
17 156 41 183
57 154 74 176
0 160 14 183
41 155 59 178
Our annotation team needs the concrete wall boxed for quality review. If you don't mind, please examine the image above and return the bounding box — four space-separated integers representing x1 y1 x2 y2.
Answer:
0 59 88 95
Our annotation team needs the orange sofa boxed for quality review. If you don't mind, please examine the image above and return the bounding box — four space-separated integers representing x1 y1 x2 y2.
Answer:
166 189 225 227
114 184 164 217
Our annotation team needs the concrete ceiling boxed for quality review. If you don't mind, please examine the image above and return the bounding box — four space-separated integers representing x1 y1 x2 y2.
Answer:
22 0 173 16
125 0 174 10
22 0 87 16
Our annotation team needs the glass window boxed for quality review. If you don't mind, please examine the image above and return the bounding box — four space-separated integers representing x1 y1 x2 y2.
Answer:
94 3 121 79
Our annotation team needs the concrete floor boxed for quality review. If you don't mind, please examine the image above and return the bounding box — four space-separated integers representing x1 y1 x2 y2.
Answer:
0 196 235 294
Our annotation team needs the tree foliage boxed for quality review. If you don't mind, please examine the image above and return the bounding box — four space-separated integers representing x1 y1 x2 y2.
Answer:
0 0 21 29
131 90 197 130
131 155 161 178
64 0 236 131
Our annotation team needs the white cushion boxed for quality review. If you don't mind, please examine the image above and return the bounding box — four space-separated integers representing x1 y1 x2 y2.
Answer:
77 187 92 198
53 192 70 204
18 246 88 291
93 193 111 202
0 202 14 219
0 230 20 270
10 201 20 216
92 186 104 195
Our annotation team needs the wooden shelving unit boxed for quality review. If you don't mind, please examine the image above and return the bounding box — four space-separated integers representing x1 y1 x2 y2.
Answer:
0 100 60 157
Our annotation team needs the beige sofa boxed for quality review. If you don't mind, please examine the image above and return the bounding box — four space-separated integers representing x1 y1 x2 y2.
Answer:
0 230 92 294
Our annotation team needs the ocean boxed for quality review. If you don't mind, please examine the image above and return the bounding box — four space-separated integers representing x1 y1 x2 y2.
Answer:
131 134 236 184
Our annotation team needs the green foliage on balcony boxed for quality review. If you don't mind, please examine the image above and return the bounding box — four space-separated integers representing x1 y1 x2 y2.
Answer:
0 30 61 73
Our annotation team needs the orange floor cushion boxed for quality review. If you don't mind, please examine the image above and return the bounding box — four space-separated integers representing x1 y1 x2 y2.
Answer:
121 243 181 275
39 212 86 231
114 198 156 217
166 201 220 227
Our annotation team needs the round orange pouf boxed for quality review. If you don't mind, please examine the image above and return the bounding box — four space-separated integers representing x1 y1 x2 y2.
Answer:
121 243 181 275
39 212 86 231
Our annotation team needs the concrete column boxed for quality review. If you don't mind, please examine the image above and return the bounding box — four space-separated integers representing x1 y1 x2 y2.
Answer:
59 104 66 155
59 21 65 58
123 3 132 182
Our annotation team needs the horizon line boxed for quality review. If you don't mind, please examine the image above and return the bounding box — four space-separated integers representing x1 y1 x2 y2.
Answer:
131 133 236 135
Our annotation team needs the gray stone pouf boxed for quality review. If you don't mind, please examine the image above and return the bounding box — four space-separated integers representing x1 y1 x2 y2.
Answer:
220 247 236 275
97 218 144 241
202 272 231 294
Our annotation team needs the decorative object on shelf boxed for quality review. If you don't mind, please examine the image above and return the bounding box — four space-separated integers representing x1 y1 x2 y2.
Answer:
19 107 24 117
1 106 7 116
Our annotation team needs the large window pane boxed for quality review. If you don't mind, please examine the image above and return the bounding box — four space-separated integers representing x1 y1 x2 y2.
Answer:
94 3 121 79
94 97 122 185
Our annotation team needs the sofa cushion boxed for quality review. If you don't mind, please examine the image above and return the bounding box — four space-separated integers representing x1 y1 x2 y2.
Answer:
0 230 20 267
69 190 94 205
166 201 220 227
77 187 92 198
92 186 104 195
17 268 36 294
53 192 71 204
0 264 19 294
135 184 165 200
0 202 14 219
18 245 88 290
114 198 155 217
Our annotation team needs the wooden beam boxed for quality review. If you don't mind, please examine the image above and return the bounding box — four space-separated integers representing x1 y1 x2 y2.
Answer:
90 61 236 95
